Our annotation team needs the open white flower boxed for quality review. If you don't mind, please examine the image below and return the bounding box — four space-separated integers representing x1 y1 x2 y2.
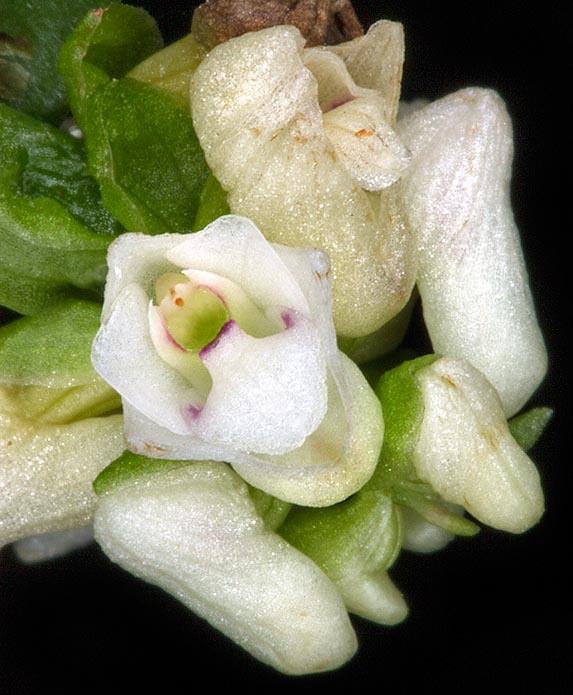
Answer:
397 88 547 416
190 22 416 339
91 215 383 507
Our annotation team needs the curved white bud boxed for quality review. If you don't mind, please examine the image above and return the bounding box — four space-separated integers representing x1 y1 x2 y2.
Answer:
398 88 547 416
412 356 545 533
94 462 358 675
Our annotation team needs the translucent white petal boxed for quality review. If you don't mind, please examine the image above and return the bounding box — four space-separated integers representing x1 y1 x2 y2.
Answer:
412 357 545 533
398 88 547 416
101 233 179 322
328 19 405 124
13 526 94 563
322 94 410 190
198 317 327 455
94 462 357 675
302 46 370 112
230 353 383 506
166 215 310 316
399 506 456 554
122 353 382 508
91 283 197 434
148 302 212 403
337 570 408 625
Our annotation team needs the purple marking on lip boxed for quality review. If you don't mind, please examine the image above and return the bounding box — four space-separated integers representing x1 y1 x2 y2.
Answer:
163 322 186 352
185 404 203 421
199 319 237 359
281 309 296 329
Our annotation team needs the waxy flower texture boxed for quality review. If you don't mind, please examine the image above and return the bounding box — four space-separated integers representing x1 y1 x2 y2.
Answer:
0 0 552 681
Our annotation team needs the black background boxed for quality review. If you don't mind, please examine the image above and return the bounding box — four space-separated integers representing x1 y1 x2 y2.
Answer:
1 1 570 692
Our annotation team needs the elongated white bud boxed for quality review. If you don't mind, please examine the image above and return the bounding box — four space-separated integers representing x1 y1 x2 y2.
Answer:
398 88 547 416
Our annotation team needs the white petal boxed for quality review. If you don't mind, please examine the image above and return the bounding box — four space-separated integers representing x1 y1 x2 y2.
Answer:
328 20 405 125
412 356 545 533
101 233 179 322
166 215 309 316
230 353 383 506
94 462 357 675
398 88 547 416
322 94 410 190
400 506 457 554
122 353 382 508
197 317 327 455
337 571 408 625
91 283 197 434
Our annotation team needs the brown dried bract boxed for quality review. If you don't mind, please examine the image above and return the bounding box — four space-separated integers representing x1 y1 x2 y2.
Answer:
191 0 364 49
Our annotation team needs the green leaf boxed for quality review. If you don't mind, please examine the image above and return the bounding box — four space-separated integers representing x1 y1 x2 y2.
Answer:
93 450 196 497
84 77 210 234
0 102 119 236
58 3 163 132
509 406 553 451
192 173 230 231
128 31 207 111
0 101 121 314
0 298 104 387
0 263 72 317
0 189 115 314
0 0 111 124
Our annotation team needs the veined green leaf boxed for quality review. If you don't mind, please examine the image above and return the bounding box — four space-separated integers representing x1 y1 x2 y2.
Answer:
58 3 163 132
0 0 111 124
0 190 113 314
0 298 104 387
85 77 210 234
0 103 119 236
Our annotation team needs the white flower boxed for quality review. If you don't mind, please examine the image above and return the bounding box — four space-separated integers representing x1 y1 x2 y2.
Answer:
190 23 417 339
397 88 548 416
91 215 383 507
